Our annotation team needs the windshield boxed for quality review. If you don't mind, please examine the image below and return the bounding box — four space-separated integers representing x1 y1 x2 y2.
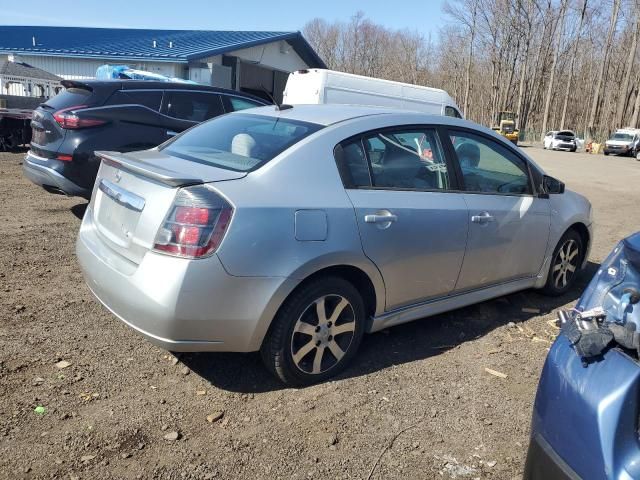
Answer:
162 113 323 172
611 133 634 141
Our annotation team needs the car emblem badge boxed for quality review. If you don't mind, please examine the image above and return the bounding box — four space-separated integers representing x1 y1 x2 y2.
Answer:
114 171 122 183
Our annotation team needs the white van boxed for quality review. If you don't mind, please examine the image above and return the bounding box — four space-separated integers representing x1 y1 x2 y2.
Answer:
283 69 463 118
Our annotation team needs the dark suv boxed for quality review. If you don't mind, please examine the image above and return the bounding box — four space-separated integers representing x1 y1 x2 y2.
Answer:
23 80 268 198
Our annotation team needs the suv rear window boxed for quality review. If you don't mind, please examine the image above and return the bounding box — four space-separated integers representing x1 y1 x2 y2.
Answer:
161 113 323 172
45 87 98 110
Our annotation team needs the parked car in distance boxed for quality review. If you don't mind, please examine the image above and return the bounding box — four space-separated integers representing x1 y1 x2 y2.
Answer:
525 232 640 480
283 68 463 118
23 80 268 198
604 127 640 156
543 130 577 151
77 105 592 385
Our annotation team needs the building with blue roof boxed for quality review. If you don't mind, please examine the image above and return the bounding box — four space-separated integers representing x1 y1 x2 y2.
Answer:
0 26 325 101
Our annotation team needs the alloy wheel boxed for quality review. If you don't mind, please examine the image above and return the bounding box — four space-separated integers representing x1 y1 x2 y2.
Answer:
552 239 580 289
290 294 356 375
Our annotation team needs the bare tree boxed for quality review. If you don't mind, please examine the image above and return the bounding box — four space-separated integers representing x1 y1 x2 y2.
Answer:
587 0 620 138
303 0 640 141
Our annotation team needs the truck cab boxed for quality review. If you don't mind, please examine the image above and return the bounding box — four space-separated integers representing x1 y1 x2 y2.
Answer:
604 128 640 157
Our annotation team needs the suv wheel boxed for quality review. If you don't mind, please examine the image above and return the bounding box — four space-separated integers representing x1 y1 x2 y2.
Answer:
542 230 583 296
261 276 365 386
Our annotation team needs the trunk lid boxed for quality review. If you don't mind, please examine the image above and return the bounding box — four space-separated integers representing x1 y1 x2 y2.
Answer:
90 150 245 265
30 81 113 157
29 106 65 158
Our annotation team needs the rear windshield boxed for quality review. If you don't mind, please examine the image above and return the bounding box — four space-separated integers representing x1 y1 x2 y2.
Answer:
45 87 98 110
161 113 323 172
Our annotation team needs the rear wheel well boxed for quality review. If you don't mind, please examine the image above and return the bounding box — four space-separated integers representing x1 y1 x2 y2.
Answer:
286 266 377 321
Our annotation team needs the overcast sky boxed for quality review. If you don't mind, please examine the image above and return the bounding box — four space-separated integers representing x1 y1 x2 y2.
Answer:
0 0 446 37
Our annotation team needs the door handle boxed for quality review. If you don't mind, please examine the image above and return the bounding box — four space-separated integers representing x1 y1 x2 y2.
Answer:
166 130 178 137
364 213 398 224
471 212 494 224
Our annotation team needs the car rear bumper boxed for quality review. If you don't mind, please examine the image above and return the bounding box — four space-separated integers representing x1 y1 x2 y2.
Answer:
526 334 640 479
23 151 90 197
76 207 295 352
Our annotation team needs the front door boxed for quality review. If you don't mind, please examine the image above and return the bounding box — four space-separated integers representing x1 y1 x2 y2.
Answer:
445 129 551 292
335 127 469 311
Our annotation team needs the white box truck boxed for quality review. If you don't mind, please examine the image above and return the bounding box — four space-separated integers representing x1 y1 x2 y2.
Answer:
283 69 463 118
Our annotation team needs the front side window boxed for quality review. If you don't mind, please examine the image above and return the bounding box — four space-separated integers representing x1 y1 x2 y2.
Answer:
163 91 224 122
449 130 531 195
162 113 322 172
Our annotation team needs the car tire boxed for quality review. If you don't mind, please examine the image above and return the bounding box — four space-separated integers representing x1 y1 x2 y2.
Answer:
260 276 366 386
541 230 583 296
604 151 609 156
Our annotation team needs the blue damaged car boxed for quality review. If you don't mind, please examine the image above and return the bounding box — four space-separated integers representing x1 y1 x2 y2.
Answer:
525 232 640 479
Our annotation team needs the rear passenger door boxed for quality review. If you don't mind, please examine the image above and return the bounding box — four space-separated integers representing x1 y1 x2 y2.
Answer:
445 129 551 292
336 126 469 311
95 89 168 152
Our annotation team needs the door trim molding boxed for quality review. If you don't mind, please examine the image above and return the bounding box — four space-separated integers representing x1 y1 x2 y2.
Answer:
368 276 536 332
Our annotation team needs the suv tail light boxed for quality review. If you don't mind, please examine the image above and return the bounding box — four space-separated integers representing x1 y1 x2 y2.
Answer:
153 185 233 259
53 105 106 129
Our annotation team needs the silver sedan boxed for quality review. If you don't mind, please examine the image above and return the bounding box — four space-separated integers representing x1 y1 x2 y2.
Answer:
77 105 592 385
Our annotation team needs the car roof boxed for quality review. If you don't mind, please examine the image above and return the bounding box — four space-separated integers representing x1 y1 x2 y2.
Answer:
238 104 546 173
240 104 471 127
60 79 269 103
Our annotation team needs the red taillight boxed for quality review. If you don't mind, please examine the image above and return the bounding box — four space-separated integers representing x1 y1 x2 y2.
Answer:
56 154 73 162
175 206 210 225
153 186 233 259
53 105 106 129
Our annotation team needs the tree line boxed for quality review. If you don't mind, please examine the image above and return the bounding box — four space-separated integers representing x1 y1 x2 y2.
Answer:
303 0 640 142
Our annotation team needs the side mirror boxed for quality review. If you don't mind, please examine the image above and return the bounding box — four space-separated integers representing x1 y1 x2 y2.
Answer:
543 175 565 195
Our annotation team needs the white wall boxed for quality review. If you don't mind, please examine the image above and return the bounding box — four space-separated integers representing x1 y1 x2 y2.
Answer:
7 39 309 85
16 55 184 80
228 41 307 73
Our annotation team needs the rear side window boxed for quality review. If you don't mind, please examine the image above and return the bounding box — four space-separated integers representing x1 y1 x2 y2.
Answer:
364 129 449 190
224 96 264 112
336 129 450 190
163 91 224 122
45 87 96 109
105 90 163 110
334 141 371 187
161 113 323 172
445 106 462 118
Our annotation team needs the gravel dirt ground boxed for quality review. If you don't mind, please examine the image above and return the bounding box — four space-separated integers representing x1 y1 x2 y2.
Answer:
1 147 640 480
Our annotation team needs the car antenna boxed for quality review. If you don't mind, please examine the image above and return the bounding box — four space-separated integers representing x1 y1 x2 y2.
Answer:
260 85 293 111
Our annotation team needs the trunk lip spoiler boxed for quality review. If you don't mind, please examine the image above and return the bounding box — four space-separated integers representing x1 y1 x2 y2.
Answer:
95 151 205 188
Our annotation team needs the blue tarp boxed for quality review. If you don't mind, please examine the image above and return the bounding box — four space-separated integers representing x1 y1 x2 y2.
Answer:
95 64 197 84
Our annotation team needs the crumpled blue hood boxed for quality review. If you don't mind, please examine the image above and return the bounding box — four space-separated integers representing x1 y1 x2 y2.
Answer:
577 232 640 325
